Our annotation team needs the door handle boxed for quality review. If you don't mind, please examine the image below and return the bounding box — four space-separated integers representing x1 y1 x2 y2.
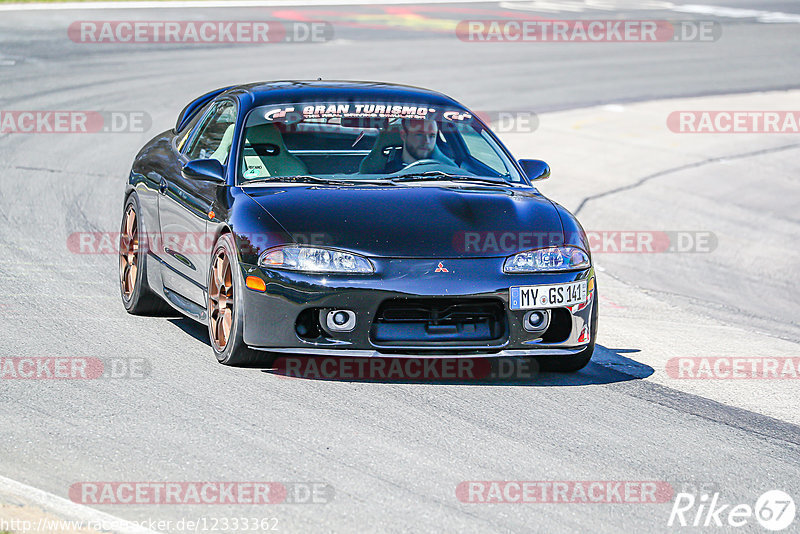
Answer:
159 178 168 195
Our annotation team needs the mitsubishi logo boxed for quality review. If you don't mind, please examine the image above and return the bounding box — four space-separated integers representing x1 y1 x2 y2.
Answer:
435 262 449 273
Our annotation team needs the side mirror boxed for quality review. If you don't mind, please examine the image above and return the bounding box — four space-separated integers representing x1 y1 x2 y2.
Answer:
518 159 550 181
182 159 226 183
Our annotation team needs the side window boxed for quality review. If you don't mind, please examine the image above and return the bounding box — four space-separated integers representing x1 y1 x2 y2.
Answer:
176 107 207 153
186 101 238 164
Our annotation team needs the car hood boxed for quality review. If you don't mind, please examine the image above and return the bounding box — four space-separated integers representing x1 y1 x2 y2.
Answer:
243 182 564 258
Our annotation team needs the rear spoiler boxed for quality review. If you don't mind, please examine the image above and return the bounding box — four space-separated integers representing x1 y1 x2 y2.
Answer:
174 86 235 132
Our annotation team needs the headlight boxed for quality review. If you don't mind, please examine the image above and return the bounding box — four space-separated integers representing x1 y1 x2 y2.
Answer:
259 246 374 274
503 246 589 273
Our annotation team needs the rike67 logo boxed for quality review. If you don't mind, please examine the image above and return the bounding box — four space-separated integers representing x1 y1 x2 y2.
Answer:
669 490 795 530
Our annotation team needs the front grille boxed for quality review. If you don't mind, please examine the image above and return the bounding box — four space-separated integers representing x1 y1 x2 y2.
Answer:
370 298 507 346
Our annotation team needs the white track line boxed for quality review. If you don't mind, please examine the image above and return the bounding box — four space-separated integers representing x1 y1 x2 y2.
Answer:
0 0 498 12
0 474 161 534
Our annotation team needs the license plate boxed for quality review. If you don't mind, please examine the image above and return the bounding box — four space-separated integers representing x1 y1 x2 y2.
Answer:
509 280 588 310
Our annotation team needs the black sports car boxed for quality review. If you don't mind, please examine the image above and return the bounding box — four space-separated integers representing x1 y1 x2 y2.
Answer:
119 81 597 372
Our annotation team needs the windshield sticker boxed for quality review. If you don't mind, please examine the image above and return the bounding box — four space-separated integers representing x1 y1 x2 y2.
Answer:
443 111 472 121
264 104 436 122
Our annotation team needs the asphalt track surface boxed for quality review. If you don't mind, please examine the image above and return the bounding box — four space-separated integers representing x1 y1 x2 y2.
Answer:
1 1 799 532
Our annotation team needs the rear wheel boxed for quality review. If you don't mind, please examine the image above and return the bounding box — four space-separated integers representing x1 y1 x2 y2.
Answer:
208 233 273 367
119 195 170 315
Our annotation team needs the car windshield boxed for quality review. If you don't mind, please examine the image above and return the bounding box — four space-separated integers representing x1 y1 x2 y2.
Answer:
238 101 524 184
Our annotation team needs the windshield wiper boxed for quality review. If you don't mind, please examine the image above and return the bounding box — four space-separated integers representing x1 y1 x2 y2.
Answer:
244 175 349 185
391 171 507 185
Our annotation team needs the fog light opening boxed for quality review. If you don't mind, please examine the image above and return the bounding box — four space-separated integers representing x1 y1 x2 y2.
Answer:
296 308 324 340
523 310 551 333
326 309 356 332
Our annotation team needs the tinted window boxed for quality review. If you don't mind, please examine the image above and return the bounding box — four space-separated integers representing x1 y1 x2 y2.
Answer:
186 101 237 164
239 102 523 183
176 107 206 153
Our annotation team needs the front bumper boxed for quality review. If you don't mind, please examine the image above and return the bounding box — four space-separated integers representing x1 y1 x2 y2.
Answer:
240 257 595 357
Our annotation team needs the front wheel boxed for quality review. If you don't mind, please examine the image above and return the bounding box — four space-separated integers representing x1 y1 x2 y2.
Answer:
207 233 272 367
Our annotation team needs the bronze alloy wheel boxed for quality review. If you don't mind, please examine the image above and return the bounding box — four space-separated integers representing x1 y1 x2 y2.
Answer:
119 205 139 299
209 247 234 351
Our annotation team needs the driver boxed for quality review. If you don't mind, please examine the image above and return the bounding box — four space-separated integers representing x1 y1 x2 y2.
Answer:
384 118 454 173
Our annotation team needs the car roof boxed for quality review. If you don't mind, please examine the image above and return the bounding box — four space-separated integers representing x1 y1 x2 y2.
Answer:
221 80 467 110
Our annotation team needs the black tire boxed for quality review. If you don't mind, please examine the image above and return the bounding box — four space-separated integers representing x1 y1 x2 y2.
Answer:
207 233 274 367
119 194 172 316
536 293 598 373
